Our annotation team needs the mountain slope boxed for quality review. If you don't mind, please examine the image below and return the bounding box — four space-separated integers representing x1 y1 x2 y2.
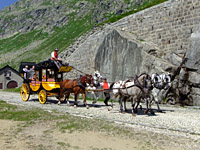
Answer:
0 0 167 69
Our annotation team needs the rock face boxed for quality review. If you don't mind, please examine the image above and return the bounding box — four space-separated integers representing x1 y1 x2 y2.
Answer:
184 25 200 106
185 26 200 72
95 29 174 81
95 30 143 81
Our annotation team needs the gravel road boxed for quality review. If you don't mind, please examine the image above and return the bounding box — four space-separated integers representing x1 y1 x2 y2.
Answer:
1 91 200 149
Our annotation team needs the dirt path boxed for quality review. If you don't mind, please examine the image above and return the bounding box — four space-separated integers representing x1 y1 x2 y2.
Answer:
0 91 200 150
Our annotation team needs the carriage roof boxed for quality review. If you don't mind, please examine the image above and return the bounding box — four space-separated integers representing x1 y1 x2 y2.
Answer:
19 59 72 73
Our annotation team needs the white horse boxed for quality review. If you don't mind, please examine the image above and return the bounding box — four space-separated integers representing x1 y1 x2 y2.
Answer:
109 73 153 116
141 73 172 113
86 70 103 106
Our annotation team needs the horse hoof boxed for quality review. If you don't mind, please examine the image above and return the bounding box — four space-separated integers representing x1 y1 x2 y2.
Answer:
86 105 89 109
67 104 71 107
144 110 148 114
132 113 136 117
108 107 112 111
122 110 126 114
74 105 77 108
57 101 61 105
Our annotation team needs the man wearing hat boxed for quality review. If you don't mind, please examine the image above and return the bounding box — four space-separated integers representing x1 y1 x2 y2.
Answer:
51 48 62 69
51 48 60 61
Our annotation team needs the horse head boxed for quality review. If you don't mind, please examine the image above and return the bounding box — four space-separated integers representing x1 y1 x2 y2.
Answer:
160 73 172 90
81 74 93 86
137 73 152 89
151 73 163 89
93 71 103 86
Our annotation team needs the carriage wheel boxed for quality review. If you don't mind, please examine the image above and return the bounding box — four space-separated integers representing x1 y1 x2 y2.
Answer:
20 83 30 101
39 90 47 104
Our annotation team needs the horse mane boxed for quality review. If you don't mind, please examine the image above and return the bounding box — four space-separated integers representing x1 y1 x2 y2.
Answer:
109 82 115 89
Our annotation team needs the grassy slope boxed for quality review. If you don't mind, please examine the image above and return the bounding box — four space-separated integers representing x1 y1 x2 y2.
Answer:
0 0 168 70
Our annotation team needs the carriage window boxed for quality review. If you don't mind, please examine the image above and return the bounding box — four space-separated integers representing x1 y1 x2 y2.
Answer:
35 71 39 81
47 69 55 81
57 73 62 82
42 69 46 79
48 69 55 79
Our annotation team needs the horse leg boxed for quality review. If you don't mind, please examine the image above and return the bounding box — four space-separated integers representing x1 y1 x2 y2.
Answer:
58 85 65 104
155 92 162 112
149 97 155 115
134 100 140 114
124 97 128 112
108 95 115 111
131 96 137 116
156 101 162 112
119 95 125 113
66 94 70 107
144 98 149 115
74 94 78 108
82 93 89 109
92 92 97 107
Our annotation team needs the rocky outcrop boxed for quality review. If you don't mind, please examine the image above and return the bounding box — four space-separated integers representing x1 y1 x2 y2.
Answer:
95 29 174 81
183 25 200 106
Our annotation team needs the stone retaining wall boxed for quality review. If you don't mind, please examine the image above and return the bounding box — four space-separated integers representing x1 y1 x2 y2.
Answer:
112 0 200 65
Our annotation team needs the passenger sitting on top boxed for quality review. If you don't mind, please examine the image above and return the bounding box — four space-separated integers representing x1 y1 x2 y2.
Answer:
51 48 62 69
51 48 60 61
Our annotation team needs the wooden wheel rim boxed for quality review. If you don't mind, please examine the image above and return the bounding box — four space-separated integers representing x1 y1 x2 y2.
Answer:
20 83 30 101
39 90 47 104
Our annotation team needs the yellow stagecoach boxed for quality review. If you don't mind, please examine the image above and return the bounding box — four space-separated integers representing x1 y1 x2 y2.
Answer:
19 60 72 104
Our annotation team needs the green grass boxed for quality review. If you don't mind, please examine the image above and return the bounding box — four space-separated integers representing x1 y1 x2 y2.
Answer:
0 15 94 69
3 87 21 93
0 100 40 121
0 30 48 53
0 100 58 122
99 0 168 25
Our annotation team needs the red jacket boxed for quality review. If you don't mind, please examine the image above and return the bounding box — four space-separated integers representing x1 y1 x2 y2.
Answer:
103 82 109 89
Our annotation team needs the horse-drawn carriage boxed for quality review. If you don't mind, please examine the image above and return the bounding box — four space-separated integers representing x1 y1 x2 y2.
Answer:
19 60 72 104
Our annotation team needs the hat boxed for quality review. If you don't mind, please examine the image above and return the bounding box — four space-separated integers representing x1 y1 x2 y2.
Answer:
54 48 59 51
104 78 107 80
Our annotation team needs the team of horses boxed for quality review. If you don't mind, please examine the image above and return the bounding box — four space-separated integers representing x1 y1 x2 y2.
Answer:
59 71 172 116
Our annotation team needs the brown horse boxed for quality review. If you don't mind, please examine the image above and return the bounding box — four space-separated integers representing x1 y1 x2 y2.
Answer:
59 74 93 108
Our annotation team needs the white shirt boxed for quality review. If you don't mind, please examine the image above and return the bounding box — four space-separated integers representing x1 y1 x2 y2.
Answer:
51 52 60 59
23 68 30 79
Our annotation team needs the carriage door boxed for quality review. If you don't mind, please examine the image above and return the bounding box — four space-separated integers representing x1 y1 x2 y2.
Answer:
48 69 55 82
30 71 40 91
